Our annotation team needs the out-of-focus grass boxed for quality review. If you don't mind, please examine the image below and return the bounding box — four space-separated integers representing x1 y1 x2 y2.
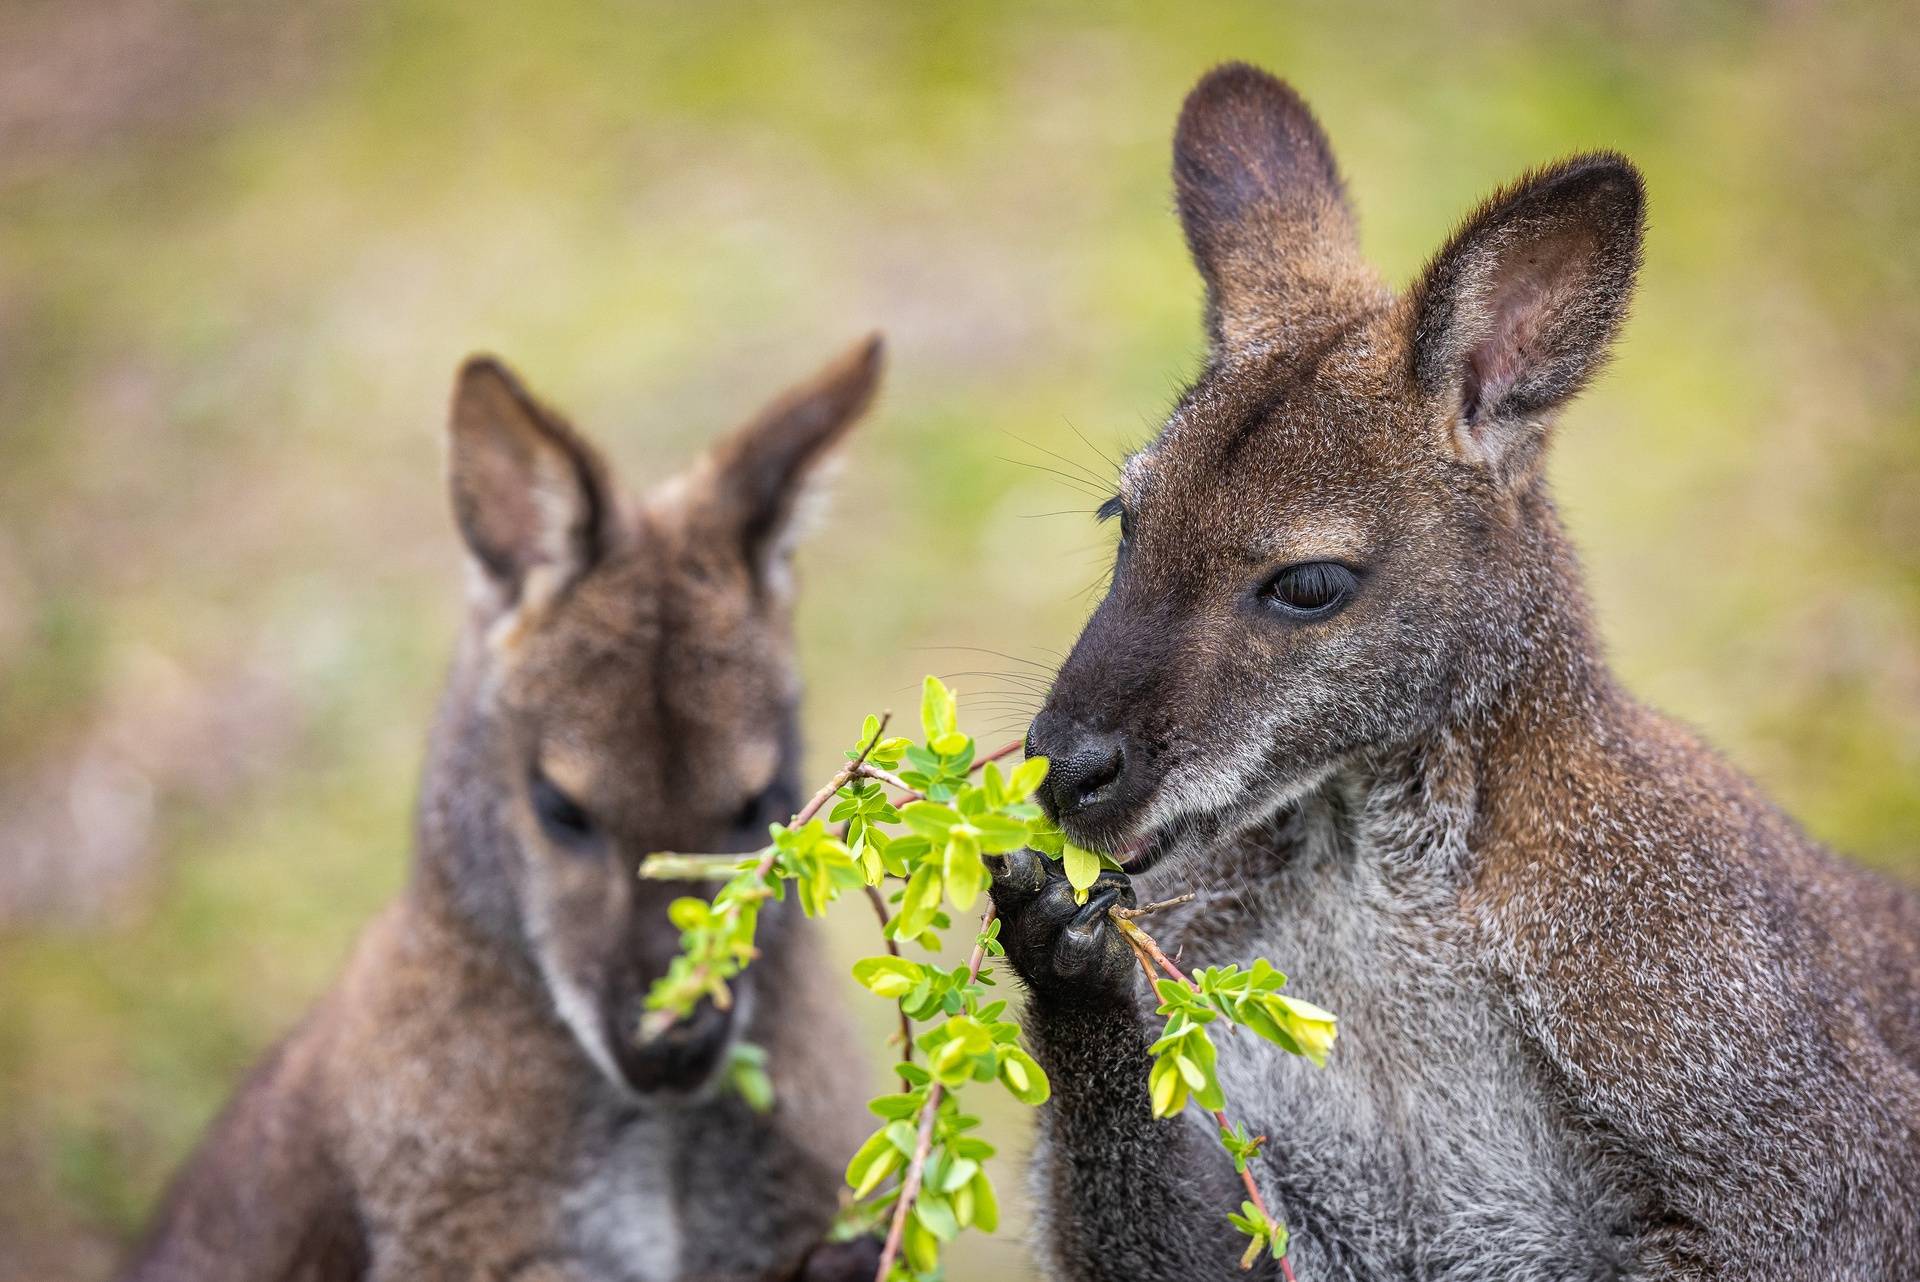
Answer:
0 2 1915 1278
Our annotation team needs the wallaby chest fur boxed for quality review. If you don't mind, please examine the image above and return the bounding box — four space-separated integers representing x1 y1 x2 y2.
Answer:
1142 796 1638 1281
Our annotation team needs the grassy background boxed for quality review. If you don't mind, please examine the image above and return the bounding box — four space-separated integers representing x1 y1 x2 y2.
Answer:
1 1 1915 1277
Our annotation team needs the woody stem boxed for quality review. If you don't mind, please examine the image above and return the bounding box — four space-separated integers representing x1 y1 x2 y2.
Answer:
873 904 997 1282
1117 916 1294 1279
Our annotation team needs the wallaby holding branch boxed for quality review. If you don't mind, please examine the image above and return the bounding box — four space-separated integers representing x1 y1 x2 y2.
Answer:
996 63 1920 1281
122 340 889 1282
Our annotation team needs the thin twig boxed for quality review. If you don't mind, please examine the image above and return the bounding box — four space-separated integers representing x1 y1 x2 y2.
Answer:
854 762 925 801
863 882 916 1090
972 738 1024 771
1114 914 1195 987
855 735 1019 808
1117 915 1295 1280
794 710 893 828
641 715 895 1035
636 853 754 881
873 904 998 1282
1111 892 1195 920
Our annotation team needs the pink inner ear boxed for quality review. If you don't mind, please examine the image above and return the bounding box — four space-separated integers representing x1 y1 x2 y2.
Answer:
1461 229 1595 426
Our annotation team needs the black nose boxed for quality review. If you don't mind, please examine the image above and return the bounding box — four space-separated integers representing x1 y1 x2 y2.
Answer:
1031 720 1127 819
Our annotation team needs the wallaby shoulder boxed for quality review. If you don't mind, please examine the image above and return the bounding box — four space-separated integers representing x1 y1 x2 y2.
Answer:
121 977 366 1282
1466 689 1920 1275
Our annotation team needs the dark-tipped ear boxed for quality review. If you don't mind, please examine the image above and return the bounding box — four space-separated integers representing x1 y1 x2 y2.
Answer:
1409 153 1645 483
448 356 614 608
1173 63 1367 354
705 334 882 591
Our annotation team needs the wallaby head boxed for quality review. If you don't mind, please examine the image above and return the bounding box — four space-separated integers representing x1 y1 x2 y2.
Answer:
420 336 882 1095
1030 63 1644 868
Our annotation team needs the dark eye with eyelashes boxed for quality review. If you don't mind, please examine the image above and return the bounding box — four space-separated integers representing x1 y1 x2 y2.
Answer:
1261 562 1359 620
1096 495 1132 542
530 770 597 848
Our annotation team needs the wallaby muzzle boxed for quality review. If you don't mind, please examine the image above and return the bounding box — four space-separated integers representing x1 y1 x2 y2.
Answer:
620 994 735 1093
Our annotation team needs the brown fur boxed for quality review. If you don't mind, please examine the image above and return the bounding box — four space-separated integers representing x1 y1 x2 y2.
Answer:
121 340 888 1282
1001 63 1920 1279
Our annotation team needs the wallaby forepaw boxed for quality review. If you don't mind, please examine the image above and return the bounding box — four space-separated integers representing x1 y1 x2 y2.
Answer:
989 848 1141 1007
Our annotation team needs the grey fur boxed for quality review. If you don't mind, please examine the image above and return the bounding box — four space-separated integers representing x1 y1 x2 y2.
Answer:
998 63 1920 1282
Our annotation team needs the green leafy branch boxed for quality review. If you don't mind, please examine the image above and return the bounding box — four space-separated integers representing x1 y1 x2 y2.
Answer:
1114 914 1336 1277
639 678 1337 1281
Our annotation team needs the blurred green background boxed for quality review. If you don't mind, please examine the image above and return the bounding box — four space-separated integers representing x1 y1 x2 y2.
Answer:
1 1 1915 1277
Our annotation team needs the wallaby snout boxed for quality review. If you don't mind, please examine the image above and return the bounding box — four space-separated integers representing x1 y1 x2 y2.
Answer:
624 995 735 1093
1031 720 1127 819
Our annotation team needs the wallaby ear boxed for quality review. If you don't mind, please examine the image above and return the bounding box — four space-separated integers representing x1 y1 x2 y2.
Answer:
448 356 615 609
1173 63 1366 355
1409 153 1645 483
705 333 883 590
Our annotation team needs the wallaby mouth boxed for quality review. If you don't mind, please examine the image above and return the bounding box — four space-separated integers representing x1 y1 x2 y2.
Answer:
1113 828 1170 875
616 992 737 1094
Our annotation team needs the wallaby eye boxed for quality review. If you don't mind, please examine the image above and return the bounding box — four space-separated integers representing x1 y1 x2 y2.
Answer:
1097 495 1132 543
530 771 596 847
734 781 795 834
1262 562 1358 620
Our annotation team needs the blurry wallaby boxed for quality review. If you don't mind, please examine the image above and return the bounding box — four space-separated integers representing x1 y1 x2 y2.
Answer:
122 339 888 1282
996 63 1920 1281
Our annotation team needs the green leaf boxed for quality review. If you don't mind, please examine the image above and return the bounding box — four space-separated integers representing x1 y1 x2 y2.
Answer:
1006 756 1049 802
1222 1123 1267 1174
852 955 924 999
1061 842 1102 896
938 1157 979 1193
1273 994 1338 1066
980 762 1009 809
967 1168 999 1234
867 1092 922 1120
667 898 711 932
1026 818 1065 855
914 1192 959 1242
904 1213 940 1274
943 827 986 910
885 1120 920 1155
896 864 944 938
997 1047 1051 1105
723 1041 774 1113
970 812 1029 853
1148 1054 1188 1118
900 801 961 841
845 1128 904 1199
930 730 970 756
920 675 959 743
